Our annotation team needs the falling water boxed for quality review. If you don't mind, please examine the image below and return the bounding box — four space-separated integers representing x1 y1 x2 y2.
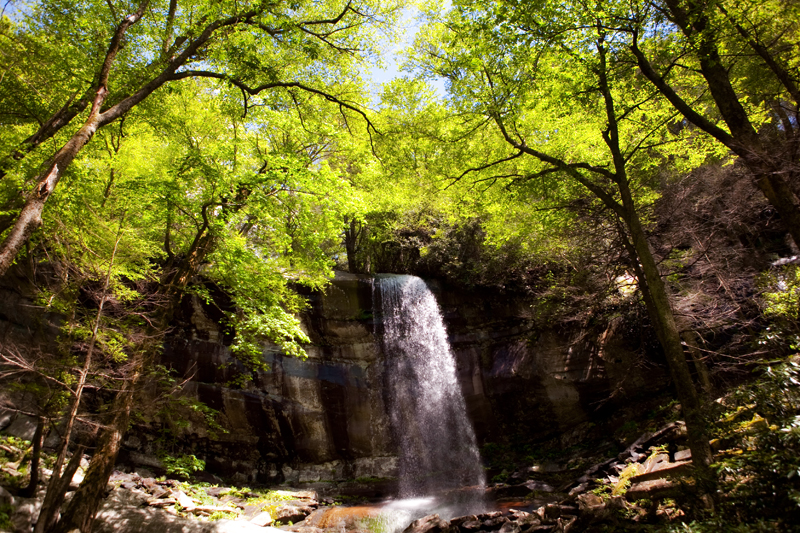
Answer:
376 275 486 500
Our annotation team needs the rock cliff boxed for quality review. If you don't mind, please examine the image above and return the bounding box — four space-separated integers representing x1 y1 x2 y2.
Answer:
133 272 665 484
0 271 666 485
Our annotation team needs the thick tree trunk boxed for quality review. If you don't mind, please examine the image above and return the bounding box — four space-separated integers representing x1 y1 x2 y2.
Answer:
53 370 140 533
618 182 716 504
0 109 104 276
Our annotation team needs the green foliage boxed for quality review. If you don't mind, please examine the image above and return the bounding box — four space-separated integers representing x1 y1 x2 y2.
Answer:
161 454 206 478
0 502 12 530
208 510 239 521
707 359 800 528
758 265 800 351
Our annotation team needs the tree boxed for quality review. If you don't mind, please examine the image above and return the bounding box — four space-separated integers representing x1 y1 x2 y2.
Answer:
608 0 800 246
411 0 716 500
0 0 397 275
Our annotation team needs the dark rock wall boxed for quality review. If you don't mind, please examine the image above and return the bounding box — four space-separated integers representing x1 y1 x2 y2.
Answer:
141 273 665 483
0 271 666 485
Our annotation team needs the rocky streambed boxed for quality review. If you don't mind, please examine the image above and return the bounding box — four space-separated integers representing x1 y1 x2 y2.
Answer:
1 419 700 533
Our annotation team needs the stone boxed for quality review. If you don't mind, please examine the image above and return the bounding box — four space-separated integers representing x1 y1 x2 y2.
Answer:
0 409 13 431
150 487 171 499
449 515 478 528
149 498 177 507
674 449 691 462
275 505 314 524
174 490 197 510
491 484 533 498
497 521 520 533
110 488 151 508
524 480 554 492
641 454 670 474
11 498 41 533
626 478 680 500
134 468 155 479
0 485 14 507
285 528 323 533
568 483 588 496
192 505 240 515
251 511 274 527
628 461 693 484
482 517 509 530
3 415 38 441
402 514 451 533
576 493 605 513
543 504 561 520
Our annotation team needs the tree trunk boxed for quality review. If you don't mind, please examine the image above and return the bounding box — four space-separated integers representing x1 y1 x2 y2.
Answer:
753 169 800 248
0 88 93 180
53 369 140 533
34 444 86 533
0 108 105 276
344 217 361 273
18 416 45 498
618 181 716 503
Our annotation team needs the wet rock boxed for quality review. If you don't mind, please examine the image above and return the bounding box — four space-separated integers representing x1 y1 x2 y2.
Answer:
481 516 508 530
402 514 452 533
457 519 482 531
450 515 478 528
490 484 532 498
497 521 520 533
523 480 554 492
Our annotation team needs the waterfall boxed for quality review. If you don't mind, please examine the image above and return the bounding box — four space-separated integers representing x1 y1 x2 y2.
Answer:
376 275 486 498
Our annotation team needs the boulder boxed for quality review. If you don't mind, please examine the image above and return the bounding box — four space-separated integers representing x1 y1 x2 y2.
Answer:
3 415 38 441
275 505 315 524
481 516 508 530
10 498 42 532
251 511 274 526
402 514 452 533
497 521 520 533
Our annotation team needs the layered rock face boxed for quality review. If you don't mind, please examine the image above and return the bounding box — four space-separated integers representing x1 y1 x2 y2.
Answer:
0 271 665 485
138 273 664 484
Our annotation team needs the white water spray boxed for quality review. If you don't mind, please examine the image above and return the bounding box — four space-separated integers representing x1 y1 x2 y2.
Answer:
376 275 486 500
